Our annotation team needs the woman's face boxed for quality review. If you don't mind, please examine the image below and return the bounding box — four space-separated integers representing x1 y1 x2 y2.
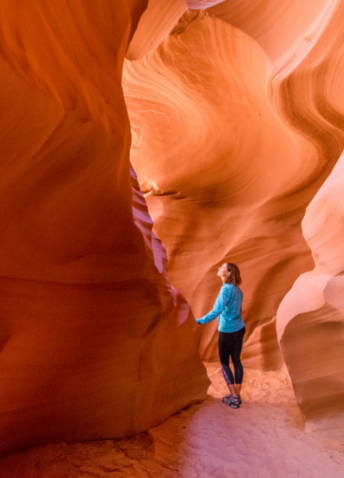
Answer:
217 263 230 279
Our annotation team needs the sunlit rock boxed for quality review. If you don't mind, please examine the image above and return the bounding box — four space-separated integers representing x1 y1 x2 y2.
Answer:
124 11 317 365
277 152 344 441
126 0 226 61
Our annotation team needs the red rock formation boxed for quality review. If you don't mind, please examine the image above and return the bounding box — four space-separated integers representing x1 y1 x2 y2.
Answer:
207 0 338 65
124 11 318 365
125 1 344 374
127 0 344 441
274 3 344 440
0 0 209 458
2 0 344 455
126 0 188 60
277 152 344 441
126 0 226 61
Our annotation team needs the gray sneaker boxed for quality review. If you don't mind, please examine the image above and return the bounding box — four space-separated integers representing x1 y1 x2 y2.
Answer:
224 394 242 405
222 395 240 409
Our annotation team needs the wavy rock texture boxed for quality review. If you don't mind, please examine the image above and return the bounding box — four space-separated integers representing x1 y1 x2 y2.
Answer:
126 0 344 443
273 1 344 441
2 0 344 458
277 152 344 441
0 0 209 458
125 1 344 373
124 11 316 364
207 0 339 66
126 0 225 60
126 0 188 60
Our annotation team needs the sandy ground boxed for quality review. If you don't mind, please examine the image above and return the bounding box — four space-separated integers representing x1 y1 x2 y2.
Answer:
1 363 343 478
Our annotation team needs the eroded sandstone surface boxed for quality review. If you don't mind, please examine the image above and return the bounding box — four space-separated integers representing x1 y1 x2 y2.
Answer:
0 0 211 458
1 0 344 459
277 152 344 441
124 8 321 364
125 0 344 441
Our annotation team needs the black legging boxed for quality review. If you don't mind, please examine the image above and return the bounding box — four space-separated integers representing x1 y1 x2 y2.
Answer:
218 327 245 385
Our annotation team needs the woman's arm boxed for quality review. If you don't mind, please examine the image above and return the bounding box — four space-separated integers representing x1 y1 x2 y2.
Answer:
196 286 233 325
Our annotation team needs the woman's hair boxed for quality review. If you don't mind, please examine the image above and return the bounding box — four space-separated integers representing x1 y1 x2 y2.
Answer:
225 263 242 286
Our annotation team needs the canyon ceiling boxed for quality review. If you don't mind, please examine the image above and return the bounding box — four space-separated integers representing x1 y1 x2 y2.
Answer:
0 0 343 457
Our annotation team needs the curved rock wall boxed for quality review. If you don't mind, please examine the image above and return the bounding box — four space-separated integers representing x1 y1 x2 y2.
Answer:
2 0 344 454
124 10 318 364
277 152 344 441
125 1 344 370
0 0 209 458
125 0 344 441
126 0 226 60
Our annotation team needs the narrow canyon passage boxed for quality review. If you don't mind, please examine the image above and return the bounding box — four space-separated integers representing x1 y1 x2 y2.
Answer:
1 0 344 473
1 363 343 477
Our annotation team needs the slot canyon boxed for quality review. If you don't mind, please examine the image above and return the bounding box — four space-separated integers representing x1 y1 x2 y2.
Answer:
0 0 343 476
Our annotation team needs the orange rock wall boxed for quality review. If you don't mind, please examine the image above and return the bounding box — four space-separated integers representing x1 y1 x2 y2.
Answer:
124 10 313 364
2 0 344 454
125 1 344 369
125 0 344 440
0 0 209 458
277 152 344 441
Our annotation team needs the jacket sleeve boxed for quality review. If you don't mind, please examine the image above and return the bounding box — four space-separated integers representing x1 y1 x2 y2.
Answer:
196 286 233 325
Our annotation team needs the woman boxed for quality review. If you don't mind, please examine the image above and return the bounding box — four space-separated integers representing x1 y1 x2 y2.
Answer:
196 263 245 409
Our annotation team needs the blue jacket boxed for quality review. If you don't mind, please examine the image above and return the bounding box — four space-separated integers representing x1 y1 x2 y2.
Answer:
196 283 244 333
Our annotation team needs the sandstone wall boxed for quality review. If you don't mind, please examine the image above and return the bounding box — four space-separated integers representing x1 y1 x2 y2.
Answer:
2 0 344 454
125 1 344 369
277 152 344 441
0 0 209 457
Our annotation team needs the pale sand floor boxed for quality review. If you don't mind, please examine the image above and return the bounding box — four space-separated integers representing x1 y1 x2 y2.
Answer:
1 363 343 477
